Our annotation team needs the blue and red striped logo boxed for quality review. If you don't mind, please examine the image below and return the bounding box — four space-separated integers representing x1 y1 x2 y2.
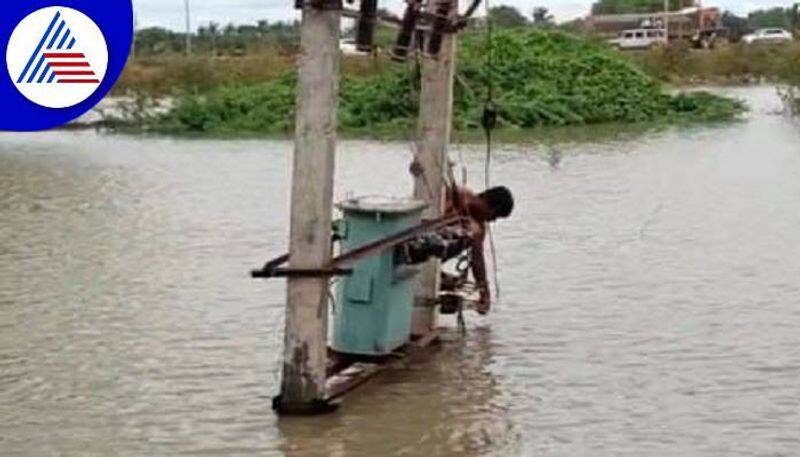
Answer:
16 10 100 85
1 1 133 131
7 6 109 109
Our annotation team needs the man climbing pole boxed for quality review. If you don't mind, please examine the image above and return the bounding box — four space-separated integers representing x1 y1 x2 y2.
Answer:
444 185 514 314
405 158 514 315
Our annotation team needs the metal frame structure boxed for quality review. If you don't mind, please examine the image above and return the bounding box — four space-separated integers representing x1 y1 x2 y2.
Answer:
262 0 481 415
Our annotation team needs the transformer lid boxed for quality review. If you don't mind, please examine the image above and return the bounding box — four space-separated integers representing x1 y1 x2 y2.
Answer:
337 195 428 215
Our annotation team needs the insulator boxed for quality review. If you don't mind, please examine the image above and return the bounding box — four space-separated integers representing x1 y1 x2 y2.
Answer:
426 0 452 56
482 101 498 131
355 0 378 52
392 1 421 62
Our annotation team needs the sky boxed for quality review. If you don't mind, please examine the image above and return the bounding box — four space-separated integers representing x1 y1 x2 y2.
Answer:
132 0 795 31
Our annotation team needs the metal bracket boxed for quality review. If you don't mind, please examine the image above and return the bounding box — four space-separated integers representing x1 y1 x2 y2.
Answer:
250 254 353 278
252 216 466 280
252 267 353 278
295 0 344 11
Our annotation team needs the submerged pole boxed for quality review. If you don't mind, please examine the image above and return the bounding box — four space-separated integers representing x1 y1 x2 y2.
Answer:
411 0 458 336
275 2 341 414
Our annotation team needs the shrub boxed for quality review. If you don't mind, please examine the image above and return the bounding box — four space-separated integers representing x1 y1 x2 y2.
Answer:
150 29 745 134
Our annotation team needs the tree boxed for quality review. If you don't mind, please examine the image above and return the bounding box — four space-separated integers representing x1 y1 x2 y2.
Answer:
532 7 554 27
132 18 300 58
135 27 182 55
748 7 793 29
208 22 219 55
488 5 528 28
721 11 748 41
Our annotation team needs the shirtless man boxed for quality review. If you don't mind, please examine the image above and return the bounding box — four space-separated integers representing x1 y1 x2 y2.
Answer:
445 185 514 314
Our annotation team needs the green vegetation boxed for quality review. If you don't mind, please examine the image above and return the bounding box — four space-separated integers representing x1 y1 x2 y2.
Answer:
722 6 800 40
456 31 742 127
116 54 294 95
483 5 555 28
747 5 799 30
143 30 743 135
779 85 799 115
487 5 530 28
780 70 800 115
114 50 387 96
631 42 800 85
133 20 299 57
625 42 800 117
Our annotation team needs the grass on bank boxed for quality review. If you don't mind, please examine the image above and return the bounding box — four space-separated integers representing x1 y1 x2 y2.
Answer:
629 41 800 115
630 41 800 85
113 29 747 135
114 53 387 97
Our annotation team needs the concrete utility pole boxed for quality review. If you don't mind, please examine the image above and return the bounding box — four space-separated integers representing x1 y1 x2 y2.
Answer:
276 3 341 413
131 13 138 60
663 0 670 43
185 0 192 55
411 0 458 336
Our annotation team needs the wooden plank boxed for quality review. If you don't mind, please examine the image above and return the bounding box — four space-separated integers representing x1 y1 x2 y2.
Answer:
325 363 382 401
324 329 442 402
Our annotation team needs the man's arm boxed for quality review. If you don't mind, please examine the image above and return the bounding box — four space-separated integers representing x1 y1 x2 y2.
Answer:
470 224 491 314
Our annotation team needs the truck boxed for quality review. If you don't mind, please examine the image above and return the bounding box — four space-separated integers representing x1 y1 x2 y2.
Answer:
586 6 725 49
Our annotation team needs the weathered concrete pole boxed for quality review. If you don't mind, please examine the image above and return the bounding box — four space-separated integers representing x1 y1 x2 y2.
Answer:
276 2 341 414
411 0 458 336
184 0 192 55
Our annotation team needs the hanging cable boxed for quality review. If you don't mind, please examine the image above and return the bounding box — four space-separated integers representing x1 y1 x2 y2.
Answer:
481 0 502 304
482 0 497 190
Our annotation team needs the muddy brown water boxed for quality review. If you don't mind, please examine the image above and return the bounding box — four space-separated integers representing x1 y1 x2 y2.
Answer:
1 87 799 456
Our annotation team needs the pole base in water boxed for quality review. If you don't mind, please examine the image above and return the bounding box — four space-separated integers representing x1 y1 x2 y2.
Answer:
272 395 340 416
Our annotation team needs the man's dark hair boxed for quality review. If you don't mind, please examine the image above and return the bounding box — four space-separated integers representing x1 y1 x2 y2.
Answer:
479 186 514 219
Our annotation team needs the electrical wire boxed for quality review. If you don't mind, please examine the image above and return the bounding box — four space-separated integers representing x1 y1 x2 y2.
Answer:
482 0 502 304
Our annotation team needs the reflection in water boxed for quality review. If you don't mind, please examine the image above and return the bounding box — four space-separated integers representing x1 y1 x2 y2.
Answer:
1 87 800 456
546 149 563 169
278 328 517 457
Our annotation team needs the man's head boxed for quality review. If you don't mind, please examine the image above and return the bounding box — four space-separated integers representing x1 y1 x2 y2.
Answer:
478 186 514 221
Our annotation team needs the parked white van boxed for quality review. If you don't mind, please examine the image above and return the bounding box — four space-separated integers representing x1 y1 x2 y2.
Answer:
742 29 793 45
611 28 667 50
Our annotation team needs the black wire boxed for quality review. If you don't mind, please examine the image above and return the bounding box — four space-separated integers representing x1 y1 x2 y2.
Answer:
482 0 502 303
485 0 494 105
482 0 496 189
484 120 492 188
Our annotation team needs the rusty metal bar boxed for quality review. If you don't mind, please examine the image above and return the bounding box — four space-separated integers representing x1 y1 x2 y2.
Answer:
252 215 465 279
331 215 464 268
295 0 344 10
341 8 402 27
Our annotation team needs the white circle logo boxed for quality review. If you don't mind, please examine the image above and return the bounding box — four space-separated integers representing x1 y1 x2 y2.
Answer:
6 7 108 109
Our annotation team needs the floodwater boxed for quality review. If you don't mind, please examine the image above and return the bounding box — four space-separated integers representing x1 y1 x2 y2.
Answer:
1 86 799 456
